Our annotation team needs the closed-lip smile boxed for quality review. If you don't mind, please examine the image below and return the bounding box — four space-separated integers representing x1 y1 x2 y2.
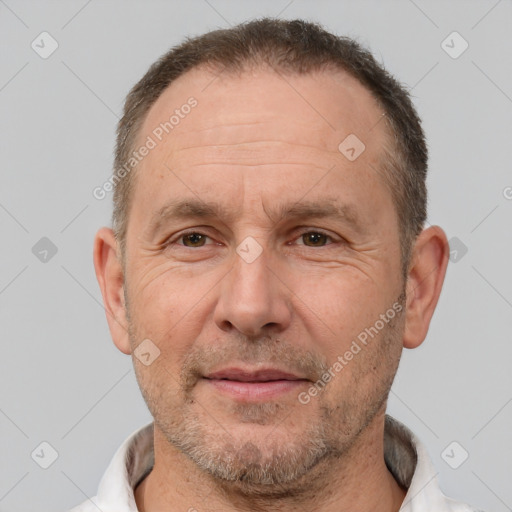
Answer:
203 367 309 400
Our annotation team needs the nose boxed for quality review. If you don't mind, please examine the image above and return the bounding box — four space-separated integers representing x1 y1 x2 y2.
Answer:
213 246 292 338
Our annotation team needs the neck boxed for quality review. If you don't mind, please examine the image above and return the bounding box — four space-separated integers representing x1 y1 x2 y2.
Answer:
135 411 406 512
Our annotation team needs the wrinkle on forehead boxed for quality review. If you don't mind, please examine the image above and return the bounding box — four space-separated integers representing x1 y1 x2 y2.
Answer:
157 140 341 171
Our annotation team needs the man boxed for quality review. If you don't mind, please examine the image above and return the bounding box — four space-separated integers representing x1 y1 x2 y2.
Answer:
72 18 481 512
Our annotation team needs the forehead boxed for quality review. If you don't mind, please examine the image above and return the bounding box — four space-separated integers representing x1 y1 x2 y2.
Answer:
138 64 386 157
128 65 393 233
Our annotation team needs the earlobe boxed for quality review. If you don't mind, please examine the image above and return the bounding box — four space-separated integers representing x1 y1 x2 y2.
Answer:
93 227 132 355
402 226 449 349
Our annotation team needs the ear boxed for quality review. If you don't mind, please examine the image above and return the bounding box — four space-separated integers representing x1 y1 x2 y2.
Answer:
93 227 131 355
403 226 449 349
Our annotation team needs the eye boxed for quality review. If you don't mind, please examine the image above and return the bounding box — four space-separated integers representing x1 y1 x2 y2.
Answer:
160 229 223 261
179 232 209 247
296 231 334 247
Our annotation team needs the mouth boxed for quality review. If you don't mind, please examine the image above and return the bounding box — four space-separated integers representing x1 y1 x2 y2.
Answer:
203 368 310 401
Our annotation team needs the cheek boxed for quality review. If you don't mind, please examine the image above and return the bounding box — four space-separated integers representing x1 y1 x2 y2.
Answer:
126 262 213 350
289 267 392 354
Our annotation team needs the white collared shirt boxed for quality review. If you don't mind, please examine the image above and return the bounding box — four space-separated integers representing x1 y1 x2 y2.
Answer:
68 415 482 511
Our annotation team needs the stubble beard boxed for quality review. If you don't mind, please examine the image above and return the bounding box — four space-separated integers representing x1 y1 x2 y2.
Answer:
127 293 406 498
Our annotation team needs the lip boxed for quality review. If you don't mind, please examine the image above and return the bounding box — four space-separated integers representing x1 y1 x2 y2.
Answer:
203 367 309 401
205 368 305 382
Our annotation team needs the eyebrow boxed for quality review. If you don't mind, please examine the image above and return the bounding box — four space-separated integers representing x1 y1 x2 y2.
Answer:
146 197 364 238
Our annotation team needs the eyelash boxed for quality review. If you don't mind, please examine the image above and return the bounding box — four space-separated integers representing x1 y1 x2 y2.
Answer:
164 228 338 249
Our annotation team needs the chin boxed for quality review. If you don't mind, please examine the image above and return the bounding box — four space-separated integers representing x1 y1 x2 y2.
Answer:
162 403 340 495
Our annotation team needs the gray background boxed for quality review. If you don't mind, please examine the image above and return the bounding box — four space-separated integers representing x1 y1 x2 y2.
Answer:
1 0 511 511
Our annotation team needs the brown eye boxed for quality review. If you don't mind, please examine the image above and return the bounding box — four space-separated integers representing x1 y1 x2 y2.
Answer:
301 232 329 247
181 233 207 247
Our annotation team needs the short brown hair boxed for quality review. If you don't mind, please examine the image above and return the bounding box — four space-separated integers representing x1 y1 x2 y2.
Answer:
113 18 427 273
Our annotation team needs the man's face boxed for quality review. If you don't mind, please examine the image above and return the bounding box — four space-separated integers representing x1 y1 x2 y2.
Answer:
123 66 406 489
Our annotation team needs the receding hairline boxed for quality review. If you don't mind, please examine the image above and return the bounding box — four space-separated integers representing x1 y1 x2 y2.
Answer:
137 60 384 138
